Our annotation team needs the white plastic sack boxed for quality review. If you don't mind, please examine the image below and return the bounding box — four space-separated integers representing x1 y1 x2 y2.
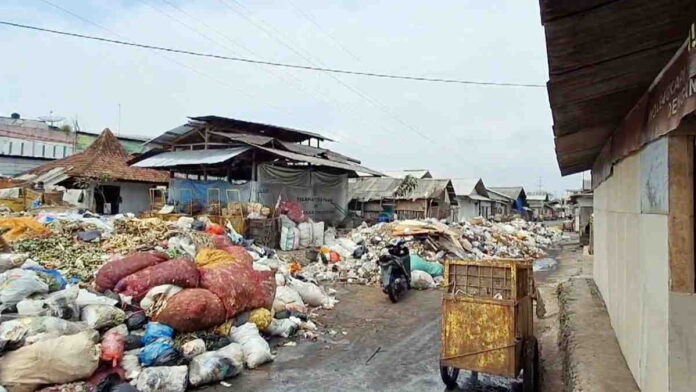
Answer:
275 273 286 287
286 277 334 308
123 349 142 380
280 227 295 251
0 320 29 351
75 289 118 308
323 227 337 246
136 366 188 392
45 286 80 320
272 286 304 312
229 323 273 369
16 298 47 316
298 223 313 248
181 338 206 359
311 222 325 247
410 270 436 290
292 227 300 250
252 263 272 272
263 318 298 338
0 269 49 305
80 304 125 329
188 343 244 386
3 316 89 346
336 238 358 254
139 285 182 316
167 236 196 259
0 254 28 273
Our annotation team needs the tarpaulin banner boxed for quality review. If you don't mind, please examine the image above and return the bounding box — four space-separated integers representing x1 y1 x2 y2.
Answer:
168 179 254 206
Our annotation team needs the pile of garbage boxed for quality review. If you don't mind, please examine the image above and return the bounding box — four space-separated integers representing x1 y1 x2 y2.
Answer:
0 212 338 392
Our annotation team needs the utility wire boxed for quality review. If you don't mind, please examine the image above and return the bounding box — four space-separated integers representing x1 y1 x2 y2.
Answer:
0 19 545 88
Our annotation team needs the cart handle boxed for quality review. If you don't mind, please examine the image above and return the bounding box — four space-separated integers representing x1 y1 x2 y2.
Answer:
441 342 518 361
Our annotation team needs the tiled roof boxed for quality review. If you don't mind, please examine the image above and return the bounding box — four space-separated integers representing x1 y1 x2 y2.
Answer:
25 129 169 183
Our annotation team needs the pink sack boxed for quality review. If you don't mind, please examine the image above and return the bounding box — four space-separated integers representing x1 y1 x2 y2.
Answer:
152 288 226 332
211 235 253 267
279 201 307 223
101 332 125 367
199 263 276 319
95 252 169 292
114 257 199 301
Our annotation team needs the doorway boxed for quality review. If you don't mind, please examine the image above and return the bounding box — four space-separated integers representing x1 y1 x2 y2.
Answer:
94 185 121 215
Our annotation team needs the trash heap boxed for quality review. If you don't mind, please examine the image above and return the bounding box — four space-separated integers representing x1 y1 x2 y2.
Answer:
0 212 338 392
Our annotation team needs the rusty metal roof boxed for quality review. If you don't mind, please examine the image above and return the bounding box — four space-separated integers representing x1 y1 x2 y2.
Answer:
540 0 696 175
349 177 455 202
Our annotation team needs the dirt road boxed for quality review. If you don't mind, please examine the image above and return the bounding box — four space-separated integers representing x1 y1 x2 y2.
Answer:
211 236 582 392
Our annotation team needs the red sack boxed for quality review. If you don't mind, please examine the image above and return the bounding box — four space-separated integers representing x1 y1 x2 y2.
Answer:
206 223 225 235
199 263 276 319
114 257 199 301
101 331 125 367
95 252 169 292
152 288 226 332
211 235 252 266
279 201 307 223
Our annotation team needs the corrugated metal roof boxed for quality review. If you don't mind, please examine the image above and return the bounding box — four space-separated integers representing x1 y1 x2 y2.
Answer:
486 188 514 202
349 177 454 201
383 170 432 179
191 115 332 142
257 146 382 176
451 178 486 197
527 192 550 201
144 124 195 146
133 146 251 168
488 187 525 200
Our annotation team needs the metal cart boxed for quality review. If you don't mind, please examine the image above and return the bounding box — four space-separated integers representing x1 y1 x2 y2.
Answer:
440 258 538 391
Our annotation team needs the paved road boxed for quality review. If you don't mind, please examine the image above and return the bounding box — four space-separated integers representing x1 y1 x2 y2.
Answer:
205 284 514 392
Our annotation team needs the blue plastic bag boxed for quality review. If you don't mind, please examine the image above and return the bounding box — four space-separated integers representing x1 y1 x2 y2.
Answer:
410 255 444 277
142 322 175 345
139 338 181 366
23 267 67 291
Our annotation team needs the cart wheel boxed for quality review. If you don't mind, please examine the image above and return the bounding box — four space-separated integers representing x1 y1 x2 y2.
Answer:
522 337 539 392
440 366 459 390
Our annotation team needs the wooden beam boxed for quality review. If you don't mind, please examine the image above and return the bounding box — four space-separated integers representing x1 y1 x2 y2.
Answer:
668 134 695 293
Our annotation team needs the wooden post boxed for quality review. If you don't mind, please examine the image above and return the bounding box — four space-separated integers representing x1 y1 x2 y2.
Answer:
668 135 696 293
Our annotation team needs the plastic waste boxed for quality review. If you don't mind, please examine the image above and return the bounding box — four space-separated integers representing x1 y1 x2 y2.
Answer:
77 230 101 242
16 298 47 316
0 319 28 352
3 316 89 346
0 253 28 273
352 245 367 259
205 223 226 235
45 286 80 320
139 285 182 316
263 318 298 338
122 349 142 380
141 322 174 345
229 323 274 369
112 383 138 392
124 334 144 351
23 266 67 291
36 381 92 392
75 289 118 308
105 324 128 338
533 257 558 272
88 365 126 392
188 343 244 386
272 285 305 313
0 330 99 391
180 338 206 359
286 277 336 308
102 331 126 366
125 311 147 330
81 304 126 329
248 308 272 330
139 338 181 367
0 269 49 305
135 366 188 392
410 270 436 290
410 255 444 277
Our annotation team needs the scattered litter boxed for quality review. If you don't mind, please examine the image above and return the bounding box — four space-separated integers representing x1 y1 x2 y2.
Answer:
229 323 274 369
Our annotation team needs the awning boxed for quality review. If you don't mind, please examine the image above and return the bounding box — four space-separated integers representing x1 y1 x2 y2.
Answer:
257 146 383 176
133 147 251 168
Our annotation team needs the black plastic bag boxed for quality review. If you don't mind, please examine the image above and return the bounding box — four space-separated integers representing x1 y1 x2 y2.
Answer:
125 311 147 331
124 334 144 350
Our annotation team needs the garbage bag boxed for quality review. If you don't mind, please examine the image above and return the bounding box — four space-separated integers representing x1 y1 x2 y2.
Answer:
286 277 335 308
152 289 226 332
122 349 142 380
211 236 253 267
125 311 147 330
95 252 169 292
188 343 244 386
76 230 101 242
0 217 50 243
2 316 89 346
36 382 92 392
180 338 206 359
0 269 49 305
139 285 182 316
263 318 298 338
298 222 313 248
135 366 188 392
229 322 273 369
272 286 305 313
199 263 276 319
278 201 307 223
139 338 182 367
0 330 99 392
75 289 118 308
311 221 324 247
88 365 126 392
45 286 80 320
198 333 231 351
81 304 126 329
16 298 47 316
22 267 66 292
279 227 295 251
114 257 199 301
0 320 28 352
410 270 436 290
409 255 444 277
124 334 143 351
0 254 29 273
101 331 125 366
111 384 137 392
194 248 236 268
142 322 174 345
248 308 272 330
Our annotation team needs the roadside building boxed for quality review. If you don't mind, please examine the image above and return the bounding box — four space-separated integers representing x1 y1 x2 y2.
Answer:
526 192 552 220
16 128 168 214
568 190 593 245
488 187 529 216
540 2 696 390
348 177 456 221
133 115 381 225
451 178 493 220
486 188 515 217
0 114 153 176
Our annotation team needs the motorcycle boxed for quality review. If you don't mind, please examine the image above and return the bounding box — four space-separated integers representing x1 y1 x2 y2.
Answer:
378 239 411 303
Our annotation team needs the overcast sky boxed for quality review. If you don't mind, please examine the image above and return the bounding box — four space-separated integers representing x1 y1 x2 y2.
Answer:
0 0 586 196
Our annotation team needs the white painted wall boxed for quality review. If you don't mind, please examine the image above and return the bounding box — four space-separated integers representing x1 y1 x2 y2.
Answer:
106 181 153 214
593 140 669 391
455 197 477 221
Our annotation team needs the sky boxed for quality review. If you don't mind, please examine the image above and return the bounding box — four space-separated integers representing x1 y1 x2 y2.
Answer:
0 0 586 197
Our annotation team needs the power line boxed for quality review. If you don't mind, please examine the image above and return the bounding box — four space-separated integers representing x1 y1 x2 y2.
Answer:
0 19 545 88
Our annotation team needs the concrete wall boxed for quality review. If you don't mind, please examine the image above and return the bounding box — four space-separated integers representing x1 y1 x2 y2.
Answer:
110 181 152 214
669 292 696 392
593 138 670 391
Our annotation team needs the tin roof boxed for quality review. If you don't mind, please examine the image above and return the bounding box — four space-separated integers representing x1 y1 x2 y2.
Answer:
349 177 455 202
24 129 169 183
488 187 526 200
133 147 251 168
